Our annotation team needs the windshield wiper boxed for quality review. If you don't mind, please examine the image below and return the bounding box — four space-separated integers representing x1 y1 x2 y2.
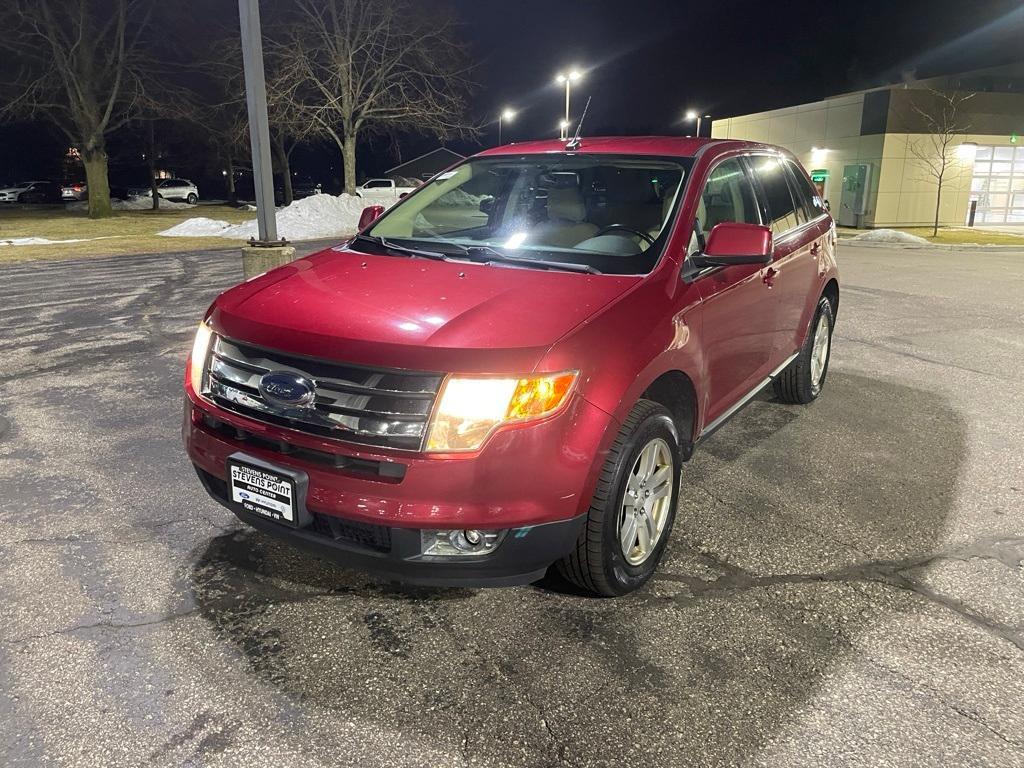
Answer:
353 233 449 262
455 243 602 275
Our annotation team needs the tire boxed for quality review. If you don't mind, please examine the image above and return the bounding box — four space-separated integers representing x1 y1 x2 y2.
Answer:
556 399 681 597
774 296 834 404
186 193 198 205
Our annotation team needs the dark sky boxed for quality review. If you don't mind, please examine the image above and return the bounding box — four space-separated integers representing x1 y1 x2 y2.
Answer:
449 0 1024 146
2 0 1022 185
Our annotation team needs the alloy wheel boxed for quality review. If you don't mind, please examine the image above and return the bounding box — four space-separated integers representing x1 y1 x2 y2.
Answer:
618 437 674 565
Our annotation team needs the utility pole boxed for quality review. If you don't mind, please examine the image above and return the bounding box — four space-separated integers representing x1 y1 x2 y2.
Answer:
238 0 280 244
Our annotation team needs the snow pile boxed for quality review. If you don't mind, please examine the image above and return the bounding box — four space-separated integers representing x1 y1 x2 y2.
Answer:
158 193 380 241
849 228 929 245
0 235 124 246
67 196 195 212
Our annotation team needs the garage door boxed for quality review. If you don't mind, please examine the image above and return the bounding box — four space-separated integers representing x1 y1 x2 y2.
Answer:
969 145 1024 224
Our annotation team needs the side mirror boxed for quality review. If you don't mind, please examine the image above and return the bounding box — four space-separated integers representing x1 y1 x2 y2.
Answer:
690 222 773 269
358 204 385 230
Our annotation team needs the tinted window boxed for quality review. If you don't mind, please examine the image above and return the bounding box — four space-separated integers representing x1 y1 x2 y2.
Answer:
785 160 827 219
754 157 801 235
364 179 391 188
690 158 760 252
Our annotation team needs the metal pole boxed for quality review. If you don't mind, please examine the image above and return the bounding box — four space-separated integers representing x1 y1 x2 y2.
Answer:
498 116 502 146
563 80 571 140
238 0 279 244
696 116 702 138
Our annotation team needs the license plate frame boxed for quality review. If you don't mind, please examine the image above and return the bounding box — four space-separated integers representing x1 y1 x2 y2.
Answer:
227 453 311 528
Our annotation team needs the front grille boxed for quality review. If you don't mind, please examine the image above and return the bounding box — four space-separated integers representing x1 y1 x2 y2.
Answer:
309 512 392 552
203 335 442 451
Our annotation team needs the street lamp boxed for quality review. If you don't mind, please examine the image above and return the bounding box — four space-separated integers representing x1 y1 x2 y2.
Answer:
558 119 570 138
498 107 516 146
556 68 583 139
685 110 710 138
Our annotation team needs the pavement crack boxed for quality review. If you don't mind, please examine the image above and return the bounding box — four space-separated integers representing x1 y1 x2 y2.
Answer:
3 606 200 646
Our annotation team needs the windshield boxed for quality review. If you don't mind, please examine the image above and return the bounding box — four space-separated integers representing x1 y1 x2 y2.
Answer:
364 153 691 275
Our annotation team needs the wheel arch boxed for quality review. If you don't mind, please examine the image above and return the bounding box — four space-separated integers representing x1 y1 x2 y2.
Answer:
822 278 839 318
639 370 699 461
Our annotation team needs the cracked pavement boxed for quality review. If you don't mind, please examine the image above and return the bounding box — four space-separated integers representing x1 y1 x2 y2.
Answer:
1 242 1023 766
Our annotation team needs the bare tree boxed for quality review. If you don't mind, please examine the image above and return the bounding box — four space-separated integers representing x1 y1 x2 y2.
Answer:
275 0 477 195
0 0 154 218
907 89 975 237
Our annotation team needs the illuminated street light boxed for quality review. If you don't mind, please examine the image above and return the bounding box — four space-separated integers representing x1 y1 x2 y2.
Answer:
559 119 570 138
498 107 517 145
685 110 710 138
556 68 583 139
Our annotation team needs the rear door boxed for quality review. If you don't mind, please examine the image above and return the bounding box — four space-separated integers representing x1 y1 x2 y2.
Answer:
690 156 778 425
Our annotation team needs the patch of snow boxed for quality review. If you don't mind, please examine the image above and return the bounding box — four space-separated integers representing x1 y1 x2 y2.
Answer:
67 196 195 212
849 228 929 245
157 193 385 241
0 235 124 246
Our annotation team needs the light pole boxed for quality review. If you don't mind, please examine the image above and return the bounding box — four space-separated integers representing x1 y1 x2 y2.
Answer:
556 69 582 139
558 120 570 139
685 110 711 138
498 107 516 146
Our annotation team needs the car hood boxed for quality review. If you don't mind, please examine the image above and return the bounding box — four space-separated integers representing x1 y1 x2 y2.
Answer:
209 245 639 373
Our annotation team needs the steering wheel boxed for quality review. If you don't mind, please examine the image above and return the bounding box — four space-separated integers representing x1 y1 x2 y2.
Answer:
595 224 655 245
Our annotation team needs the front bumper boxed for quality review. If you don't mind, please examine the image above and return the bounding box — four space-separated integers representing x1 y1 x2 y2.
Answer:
184 390 615 586
194 464 587 586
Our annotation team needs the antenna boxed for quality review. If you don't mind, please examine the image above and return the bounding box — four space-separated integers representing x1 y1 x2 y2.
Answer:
566 96 591 150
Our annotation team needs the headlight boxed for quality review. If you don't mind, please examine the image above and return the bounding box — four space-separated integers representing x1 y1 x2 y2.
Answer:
425 371 577 452
188 322 214 396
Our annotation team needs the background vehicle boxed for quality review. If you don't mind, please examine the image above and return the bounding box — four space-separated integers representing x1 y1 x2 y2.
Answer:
128 178 199 204
0 180 62 203
355 177 417 202
184 137 838 597
61 181 87 201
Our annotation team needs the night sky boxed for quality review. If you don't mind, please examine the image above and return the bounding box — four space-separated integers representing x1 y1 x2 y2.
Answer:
1 0 1021 187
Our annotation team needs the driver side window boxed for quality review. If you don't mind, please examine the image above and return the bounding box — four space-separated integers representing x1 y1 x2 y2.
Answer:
689 158 761 254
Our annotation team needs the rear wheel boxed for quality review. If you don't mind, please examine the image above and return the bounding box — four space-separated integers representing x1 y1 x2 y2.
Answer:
557 399 681 596
186 193 198 205
774 296 834 404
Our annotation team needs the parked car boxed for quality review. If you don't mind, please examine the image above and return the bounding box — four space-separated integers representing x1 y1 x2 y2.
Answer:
61 181 87 201
0 180 62 204
184 137 838 596
274 177 322 205
355 177 417 202
128 178 199 204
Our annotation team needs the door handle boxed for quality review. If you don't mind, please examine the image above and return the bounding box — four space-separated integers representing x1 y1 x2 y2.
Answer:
763 267 777 287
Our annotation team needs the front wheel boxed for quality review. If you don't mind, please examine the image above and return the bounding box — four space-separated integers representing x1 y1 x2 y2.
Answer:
557 399 681 596
186 193 198 205
774 296 834 404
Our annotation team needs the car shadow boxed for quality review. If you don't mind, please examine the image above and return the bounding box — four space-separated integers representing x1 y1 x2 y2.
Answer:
182 371 963 766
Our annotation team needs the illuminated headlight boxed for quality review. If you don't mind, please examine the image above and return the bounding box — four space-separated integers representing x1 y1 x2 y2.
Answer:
420 529 505 557
424 371 578 452
188 322 214 396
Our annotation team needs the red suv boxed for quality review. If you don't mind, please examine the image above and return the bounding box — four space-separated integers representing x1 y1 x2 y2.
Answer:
184 137 838 596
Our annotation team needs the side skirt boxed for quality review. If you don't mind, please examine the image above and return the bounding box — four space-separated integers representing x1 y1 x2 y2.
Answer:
695 352 798 444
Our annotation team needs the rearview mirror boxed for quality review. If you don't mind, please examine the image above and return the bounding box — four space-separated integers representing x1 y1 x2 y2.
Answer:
358 204 385 231
479 197 494 214
690 222 773 269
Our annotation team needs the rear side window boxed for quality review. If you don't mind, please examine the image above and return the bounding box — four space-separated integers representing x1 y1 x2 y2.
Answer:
753 157 802 236
785 160 828 219
690 158 760 252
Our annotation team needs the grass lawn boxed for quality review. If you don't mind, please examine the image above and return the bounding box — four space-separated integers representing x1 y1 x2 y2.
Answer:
0 204 256 264
838 225 1024 246
898 227 1024 246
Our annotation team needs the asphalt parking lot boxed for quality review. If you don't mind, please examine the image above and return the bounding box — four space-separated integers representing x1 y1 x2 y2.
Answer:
1 241 1022 767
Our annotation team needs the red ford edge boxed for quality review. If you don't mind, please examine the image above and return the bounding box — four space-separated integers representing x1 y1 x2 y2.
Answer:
184 137 839 596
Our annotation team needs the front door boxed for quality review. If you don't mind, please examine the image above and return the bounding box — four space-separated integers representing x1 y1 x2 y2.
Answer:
689 157 777 426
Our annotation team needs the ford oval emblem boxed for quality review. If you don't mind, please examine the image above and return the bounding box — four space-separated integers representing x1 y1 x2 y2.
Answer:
258 371 316 407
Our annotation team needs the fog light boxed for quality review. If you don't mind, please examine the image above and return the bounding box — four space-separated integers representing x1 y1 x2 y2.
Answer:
420 529 505 557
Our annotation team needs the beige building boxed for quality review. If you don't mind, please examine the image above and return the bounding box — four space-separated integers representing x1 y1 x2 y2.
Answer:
711 65 1024 228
